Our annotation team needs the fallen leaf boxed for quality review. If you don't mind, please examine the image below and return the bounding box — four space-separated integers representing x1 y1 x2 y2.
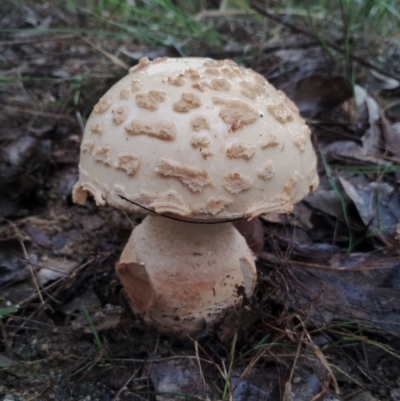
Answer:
230 367 283 401
370 70 400 90
149 358 213 401
283 75 352 118
233 218 264 258
264 225 341 260
304 188 345 220
70 303 125 333
381 119 400 183
36 257 79 286
0 238 36 286
27 226 52 248
382 120 400 159
339 178 400 249
285 264 400 335
356 86 383 154
262 203 314 230
323 140 388 164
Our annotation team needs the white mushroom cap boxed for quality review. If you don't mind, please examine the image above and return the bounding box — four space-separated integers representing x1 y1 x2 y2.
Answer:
73 57 319 221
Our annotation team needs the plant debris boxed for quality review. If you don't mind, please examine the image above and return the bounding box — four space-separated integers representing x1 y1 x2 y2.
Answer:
1 1 400 400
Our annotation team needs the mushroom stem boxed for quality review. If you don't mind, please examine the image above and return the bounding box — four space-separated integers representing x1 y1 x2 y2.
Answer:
116 215 257 334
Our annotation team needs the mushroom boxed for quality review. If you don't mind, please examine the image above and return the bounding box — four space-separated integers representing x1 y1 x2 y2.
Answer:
73 57 319 334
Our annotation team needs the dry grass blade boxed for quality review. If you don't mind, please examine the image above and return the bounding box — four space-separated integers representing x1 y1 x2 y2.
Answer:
3 106 75 121
310 380 329 401
6 221 44 305
282 319 307 401
78 35 129 70
111 365 142 401
305 333 340 395
231 346 267 393
195 341 207 389
0 33 75 46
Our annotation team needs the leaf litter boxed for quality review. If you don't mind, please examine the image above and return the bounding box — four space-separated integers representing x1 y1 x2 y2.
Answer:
1 0 400 400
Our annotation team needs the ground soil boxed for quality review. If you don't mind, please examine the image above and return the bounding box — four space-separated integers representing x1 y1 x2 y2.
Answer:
1 1 400 400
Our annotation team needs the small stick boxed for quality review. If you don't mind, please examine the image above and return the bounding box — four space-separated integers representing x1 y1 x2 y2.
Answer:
195 341 207 389
111 366 142 401
7 220 44 305
19 238 44 305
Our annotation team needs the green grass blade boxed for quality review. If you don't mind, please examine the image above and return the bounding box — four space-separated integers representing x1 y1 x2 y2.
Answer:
83 305 103 350
0 305 19 318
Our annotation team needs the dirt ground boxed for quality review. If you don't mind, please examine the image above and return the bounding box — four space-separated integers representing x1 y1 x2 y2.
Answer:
1 1 400 400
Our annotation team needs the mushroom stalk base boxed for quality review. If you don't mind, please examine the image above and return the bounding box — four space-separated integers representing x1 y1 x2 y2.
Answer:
116 215 257 334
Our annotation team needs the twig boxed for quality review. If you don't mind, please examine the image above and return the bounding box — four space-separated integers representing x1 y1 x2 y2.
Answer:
8 259 94 313
144 334 160 390
112 366 142 401
0 321 11 355
154 335 160 354
232 347 265 392
329 363 366 389
194 341 207 389
282 320 306 401
105 355 219 365
302 323 340 395
7 220 44 305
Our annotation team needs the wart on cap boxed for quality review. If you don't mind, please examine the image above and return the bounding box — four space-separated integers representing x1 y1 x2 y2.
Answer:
124 120 176 140
155 157 212 192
